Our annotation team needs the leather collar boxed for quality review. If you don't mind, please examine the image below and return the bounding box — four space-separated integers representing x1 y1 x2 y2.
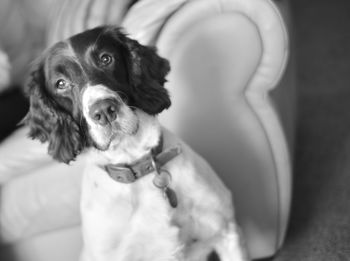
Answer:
105 134 181 184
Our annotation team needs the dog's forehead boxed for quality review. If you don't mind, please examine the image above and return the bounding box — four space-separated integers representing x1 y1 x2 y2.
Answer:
68 27 116 56
44 41 79 77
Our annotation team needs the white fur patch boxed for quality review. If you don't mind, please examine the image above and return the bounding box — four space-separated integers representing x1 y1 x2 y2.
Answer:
79 90 248 260
81 127 248 261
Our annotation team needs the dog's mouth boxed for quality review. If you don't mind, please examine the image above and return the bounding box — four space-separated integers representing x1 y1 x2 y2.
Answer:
91 122 120 151
87 104 140 151
82 85 139 151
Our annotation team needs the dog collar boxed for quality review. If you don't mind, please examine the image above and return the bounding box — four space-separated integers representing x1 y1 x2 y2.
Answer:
104 135 181 208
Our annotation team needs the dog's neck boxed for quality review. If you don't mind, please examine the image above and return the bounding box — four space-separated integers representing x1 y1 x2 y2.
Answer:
92 110 162 165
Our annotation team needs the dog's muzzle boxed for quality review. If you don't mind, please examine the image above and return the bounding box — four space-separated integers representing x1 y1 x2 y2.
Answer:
89 98 119 126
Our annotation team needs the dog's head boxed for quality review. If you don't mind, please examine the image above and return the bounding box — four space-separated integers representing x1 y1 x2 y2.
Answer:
24 26 171 163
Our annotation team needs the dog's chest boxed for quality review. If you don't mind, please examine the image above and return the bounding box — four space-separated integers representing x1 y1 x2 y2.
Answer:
81 165 183 259
80 138 232 260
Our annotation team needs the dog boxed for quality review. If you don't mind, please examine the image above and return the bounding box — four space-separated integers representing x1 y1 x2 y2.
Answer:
24 26 248 261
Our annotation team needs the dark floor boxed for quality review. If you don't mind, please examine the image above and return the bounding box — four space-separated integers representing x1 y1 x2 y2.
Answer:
273 1 350 260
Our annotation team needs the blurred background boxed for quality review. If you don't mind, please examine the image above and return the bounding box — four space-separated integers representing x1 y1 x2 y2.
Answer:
1 0 350 260
273 0 350 260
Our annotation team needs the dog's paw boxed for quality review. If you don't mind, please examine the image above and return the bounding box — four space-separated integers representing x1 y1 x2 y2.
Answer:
215 222 249 261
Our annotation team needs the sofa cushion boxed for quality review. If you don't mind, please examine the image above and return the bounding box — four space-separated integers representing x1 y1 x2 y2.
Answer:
47 0 135 45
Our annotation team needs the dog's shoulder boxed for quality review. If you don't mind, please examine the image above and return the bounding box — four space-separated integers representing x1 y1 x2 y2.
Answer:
161 127 233 212
161 127 226 184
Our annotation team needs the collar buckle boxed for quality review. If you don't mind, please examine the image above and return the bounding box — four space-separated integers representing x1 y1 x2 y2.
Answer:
105 165 136 183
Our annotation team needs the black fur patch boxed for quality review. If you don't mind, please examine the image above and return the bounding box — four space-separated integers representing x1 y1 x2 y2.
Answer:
207 250 221 261
207 250 220 261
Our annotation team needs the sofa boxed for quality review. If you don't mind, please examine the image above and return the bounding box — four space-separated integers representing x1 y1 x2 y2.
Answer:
0 0 295 260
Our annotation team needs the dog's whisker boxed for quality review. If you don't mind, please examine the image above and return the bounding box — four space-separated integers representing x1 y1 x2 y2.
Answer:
128 105 138 111
114 90 128 101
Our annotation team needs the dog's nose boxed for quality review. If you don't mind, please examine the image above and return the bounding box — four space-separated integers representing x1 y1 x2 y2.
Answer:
89 99 118 126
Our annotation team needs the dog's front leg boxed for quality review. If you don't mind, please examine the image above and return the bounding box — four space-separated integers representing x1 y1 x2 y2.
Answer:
185 221 249 261
214 222 249 261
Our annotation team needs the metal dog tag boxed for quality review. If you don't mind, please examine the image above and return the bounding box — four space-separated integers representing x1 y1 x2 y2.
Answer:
153 170 178 208
153 170 170 188
164 187 178 208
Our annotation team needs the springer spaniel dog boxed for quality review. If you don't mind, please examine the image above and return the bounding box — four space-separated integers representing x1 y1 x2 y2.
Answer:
24 26 248 261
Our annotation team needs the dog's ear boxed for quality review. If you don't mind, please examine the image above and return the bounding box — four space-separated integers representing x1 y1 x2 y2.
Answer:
23 58 86 164
115 29 171 115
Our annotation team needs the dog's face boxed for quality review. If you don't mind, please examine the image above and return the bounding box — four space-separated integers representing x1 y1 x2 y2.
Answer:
24 26 171 163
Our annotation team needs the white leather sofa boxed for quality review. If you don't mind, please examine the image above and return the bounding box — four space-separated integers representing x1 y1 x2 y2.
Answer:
0 0 295 260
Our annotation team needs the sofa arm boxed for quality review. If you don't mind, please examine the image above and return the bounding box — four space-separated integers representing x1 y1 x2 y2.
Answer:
0 227 82 261
123 0 293 259
0 129 85 261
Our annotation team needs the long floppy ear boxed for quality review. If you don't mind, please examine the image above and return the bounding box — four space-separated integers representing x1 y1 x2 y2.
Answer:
23 59 86 164
115 29 171 114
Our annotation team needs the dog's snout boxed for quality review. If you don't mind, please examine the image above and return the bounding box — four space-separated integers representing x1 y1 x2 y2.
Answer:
89 99 118 126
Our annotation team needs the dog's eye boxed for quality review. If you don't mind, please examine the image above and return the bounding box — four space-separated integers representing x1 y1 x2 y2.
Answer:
56 79 70 90
99 54 113 66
